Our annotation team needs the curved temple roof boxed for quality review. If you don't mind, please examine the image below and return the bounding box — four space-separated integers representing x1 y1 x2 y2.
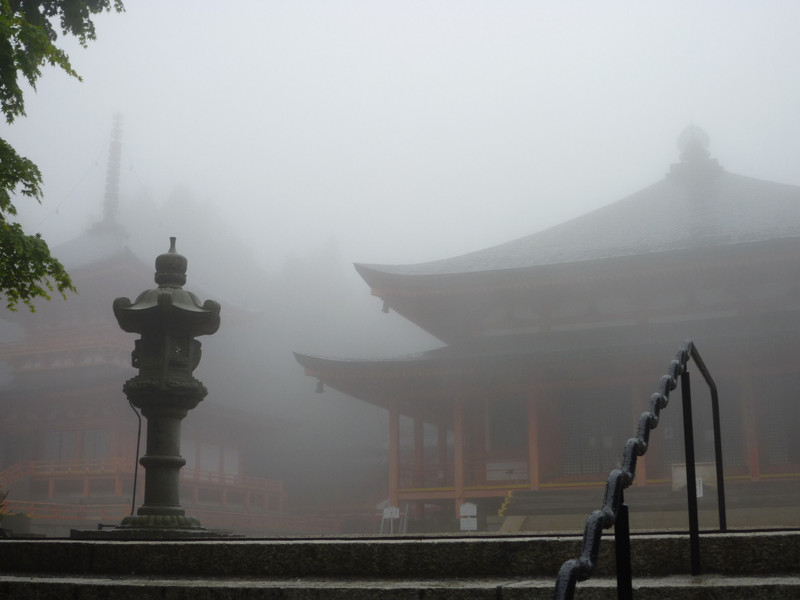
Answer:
299 131 800 388
357 156 800 282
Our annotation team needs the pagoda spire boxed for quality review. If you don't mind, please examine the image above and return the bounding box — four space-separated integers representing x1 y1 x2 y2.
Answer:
104 113 122 225
89 113 128 238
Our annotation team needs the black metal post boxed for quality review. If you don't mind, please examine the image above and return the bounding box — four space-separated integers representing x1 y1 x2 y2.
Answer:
614 492 633 600
680 370 701 575
687 344 727 531
551 342 724 599
710 384 727 531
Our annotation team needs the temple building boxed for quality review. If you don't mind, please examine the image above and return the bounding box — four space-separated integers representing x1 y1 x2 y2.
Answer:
297 128 800 531
0 118 334 537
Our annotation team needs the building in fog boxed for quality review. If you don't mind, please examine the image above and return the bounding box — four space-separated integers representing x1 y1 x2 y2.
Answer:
297 128 800 532
0 121 337 537
0 226 310 536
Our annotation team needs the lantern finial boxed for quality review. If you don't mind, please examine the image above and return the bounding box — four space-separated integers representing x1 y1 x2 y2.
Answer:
154 236 187 287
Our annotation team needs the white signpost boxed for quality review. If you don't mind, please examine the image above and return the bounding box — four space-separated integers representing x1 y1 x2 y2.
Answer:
382 505 401 533
459 502 478 531
383 506 400 520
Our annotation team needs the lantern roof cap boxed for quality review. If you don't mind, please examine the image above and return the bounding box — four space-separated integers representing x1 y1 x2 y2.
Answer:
113 238 221 336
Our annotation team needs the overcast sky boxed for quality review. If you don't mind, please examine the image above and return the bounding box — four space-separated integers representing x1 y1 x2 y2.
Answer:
7 1 800 274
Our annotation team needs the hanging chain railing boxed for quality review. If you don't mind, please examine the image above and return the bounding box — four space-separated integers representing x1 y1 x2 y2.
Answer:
553 340 727 600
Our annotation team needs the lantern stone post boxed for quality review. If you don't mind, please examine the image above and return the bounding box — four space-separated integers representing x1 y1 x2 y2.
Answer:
113 237 220 532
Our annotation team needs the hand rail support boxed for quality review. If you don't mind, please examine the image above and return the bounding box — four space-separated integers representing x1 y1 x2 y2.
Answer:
681 369 701 575
614 491 633 600
552 340 726 599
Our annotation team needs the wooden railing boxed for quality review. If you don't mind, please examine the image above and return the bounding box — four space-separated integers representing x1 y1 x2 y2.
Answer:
29 458 133 476
181 468 284 492
399 460 530 489
0 462 29 490
7 500 129 522
0 459 296 534
5 500 341 535
1 459 283 493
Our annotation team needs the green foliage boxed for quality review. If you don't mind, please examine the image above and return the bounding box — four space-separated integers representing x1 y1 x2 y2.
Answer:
1 218 75 310
0 0 124 311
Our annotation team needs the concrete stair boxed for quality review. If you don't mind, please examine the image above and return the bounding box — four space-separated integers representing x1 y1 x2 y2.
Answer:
1 530 799 598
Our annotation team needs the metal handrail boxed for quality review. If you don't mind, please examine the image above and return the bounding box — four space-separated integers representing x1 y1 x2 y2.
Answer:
553 340 726 599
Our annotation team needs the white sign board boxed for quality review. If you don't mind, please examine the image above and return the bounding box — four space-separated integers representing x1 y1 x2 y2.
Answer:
459 502 477 517
460 517 478 531
383 506 400 520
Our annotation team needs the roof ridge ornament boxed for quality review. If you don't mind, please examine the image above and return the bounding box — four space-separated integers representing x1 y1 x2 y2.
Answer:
678 125 711 163
669 125 723 185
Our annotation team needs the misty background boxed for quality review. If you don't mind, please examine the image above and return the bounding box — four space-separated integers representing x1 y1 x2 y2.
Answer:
3 2 800 510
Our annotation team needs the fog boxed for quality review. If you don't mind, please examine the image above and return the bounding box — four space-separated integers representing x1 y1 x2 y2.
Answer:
8 2 800 272
4 2 800 517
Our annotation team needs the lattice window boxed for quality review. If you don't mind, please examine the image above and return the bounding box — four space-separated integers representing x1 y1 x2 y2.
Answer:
82 429 110 460
486 397 527 452
560 389 629 476
42 431 77 461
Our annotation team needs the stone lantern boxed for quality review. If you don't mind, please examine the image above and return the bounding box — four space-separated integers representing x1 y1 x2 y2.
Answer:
113 237 220 532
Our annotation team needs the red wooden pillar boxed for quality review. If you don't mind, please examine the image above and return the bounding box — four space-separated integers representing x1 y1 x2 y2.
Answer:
413 413 424 488
527 392 540 490
437 424 447 476
472 401 486 486
195 441 201 475
388 406 400 508
740 377 760 481
453 398 465 515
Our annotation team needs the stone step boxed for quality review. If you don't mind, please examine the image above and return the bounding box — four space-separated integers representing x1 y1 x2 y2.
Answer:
2 535 581 579
2 574 799 600
3 531 798 578
1 531 798 598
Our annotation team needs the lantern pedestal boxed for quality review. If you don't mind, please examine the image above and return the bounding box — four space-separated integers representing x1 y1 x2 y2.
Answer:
118 378 206 531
